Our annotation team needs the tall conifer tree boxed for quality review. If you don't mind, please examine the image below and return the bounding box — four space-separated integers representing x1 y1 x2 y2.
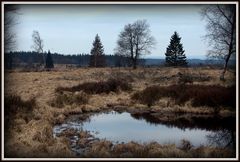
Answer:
45 50 54 68
89 34 106 67
165 31 187 66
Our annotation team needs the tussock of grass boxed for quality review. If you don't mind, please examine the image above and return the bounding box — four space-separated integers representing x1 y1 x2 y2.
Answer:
50 91 89 108
109 71 135 82
132 86 162 107
179 139 193 151
178 72 211 84
132 84 236 109
82 139 234 158
57 128 78 137
56 78 132 94
5 95 36 115
5 95 36 124
32 124 53 143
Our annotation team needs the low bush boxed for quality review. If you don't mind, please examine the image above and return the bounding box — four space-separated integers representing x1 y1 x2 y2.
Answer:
4 95 36 126
132 84 236 109
56 78 132 94
132 86 167 107
177 85 236 109
180 139 193 151
178 72 211 84
178 73 193 84
109 71 135 83
5 95 36 117
50 92 89 108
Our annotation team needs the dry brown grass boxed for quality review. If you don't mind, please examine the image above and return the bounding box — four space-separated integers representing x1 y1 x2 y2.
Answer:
79 138 234 158
49 91 89 108
4 95 36 125
55 78 132 94
4 67 236 158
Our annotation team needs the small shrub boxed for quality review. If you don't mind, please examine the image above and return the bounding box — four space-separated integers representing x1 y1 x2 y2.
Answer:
132 86 161 107
50 92 89 108
132 84 185 107
56 78 132 94
180 139 193 151
109 71 134 83
4 95 36 127
178 72 211 84
197 72 211 82
5 95 36 117
132 84 236 109
177 85 236 108
178 73 193 84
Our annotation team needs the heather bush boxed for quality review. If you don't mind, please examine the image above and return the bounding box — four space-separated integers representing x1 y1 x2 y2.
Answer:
50 92 89 108
4 95 36 126
56 78 132 94
132 86 162 107
5 95 36 117
178 72 211 84
132 84 235 109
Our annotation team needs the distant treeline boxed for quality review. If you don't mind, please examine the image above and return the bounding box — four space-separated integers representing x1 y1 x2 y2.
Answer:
4 51 236 69
4 51 145 69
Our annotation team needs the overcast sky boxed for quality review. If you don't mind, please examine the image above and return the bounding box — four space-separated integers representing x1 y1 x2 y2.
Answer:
14 4 210 59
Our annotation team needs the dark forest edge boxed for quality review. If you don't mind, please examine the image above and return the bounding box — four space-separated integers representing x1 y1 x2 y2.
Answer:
4 51 236 69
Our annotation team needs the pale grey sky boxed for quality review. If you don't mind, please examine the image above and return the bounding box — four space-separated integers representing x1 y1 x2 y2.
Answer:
14 4 209 59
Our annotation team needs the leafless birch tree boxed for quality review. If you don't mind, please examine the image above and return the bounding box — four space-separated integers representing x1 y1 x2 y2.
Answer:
31 30 45 65
202 4 236 80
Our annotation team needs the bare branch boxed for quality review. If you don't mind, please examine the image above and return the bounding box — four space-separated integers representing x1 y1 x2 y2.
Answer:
217 5 233 26
4 4 19 52
202 4 236 80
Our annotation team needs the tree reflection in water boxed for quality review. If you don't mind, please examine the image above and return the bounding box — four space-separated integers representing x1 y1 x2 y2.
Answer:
131 112 236 151
206 129 236 150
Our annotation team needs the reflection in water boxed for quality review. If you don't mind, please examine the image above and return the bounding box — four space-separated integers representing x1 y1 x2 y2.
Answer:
207 129 236 149
53 111 236 149
131 113 235 131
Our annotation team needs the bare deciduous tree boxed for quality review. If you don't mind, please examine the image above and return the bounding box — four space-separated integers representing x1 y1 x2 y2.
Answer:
4 5 18 52
115 20 156 69
31 30 45 65
201 4 236 80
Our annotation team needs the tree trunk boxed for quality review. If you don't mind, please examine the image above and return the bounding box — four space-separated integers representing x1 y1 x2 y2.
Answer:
133 61 137 69
133 43 139 69
132 56 137 69
42 53 45 67
220 52 232 81
220 11 235 81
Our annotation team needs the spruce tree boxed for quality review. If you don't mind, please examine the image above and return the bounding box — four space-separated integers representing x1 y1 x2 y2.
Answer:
45 50 54 68
89 34 106 67
165 31 187 66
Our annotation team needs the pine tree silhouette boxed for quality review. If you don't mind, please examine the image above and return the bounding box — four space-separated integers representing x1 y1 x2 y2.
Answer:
45 50 54 68
165 31 187 66
89 34 106 67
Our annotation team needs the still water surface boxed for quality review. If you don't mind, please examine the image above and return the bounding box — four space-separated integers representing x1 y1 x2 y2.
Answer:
53 111 235 147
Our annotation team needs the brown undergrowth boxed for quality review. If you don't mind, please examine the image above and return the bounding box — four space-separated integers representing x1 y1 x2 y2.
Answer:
49 91 89 108
56 130 234 158
3 67 236 158
56 78 132 94
132 84 236 110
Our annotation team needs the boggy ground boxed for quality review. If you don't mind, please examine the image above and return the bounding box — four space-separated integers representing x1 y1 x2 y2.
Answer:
4 66 236 158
